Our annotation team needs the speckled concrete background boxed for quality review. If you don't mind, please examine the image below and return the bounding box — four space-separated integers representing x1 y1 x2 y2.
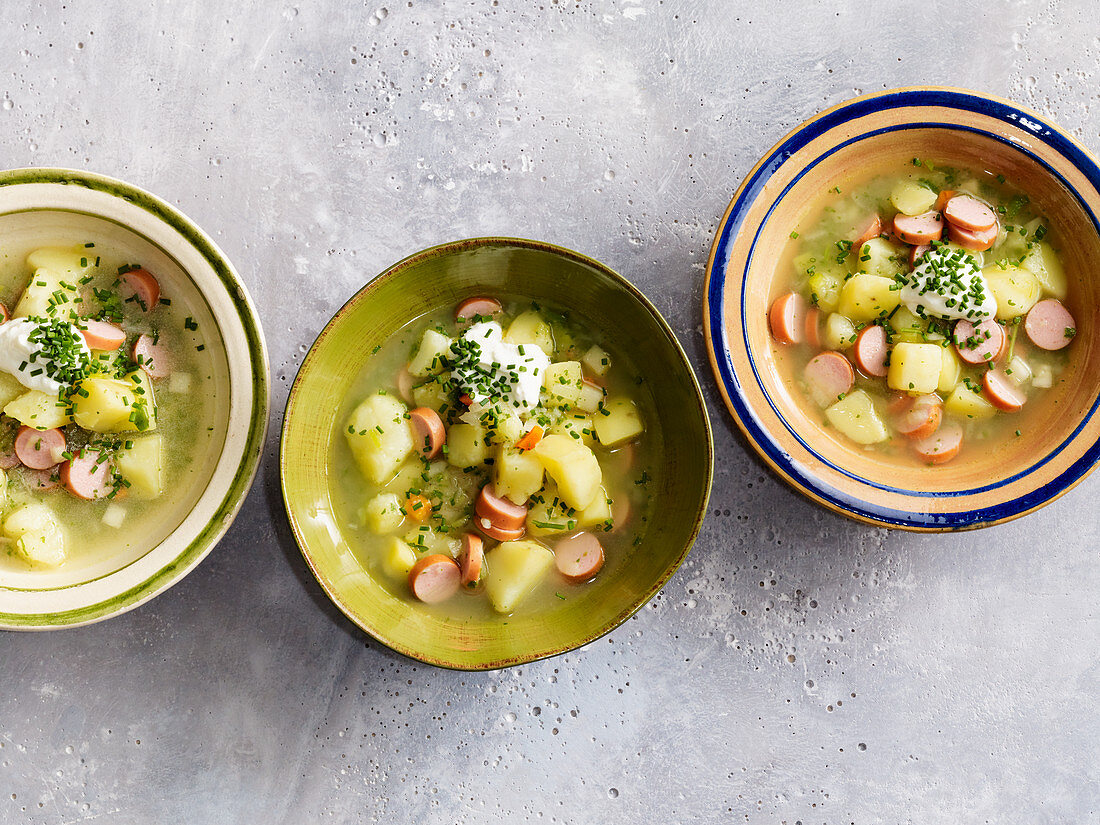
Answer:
0 1 1097 823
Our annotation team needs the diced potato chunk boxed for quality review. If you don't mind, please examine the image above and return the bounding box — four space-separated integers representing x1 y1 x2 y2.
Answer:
837 274 901 322
15 247 90 318
365 492 405 534
70 374 156 433
808 271 843 313
1006 354 1032 385
823 313 856 350
543 361 583 408
824 389 888 445
532 433 602 510
380 535 417 580
577 486 613 530
488 414 524 446
856 237 906 278
890 181 937 216
580 345 611 376
345 395 415 485
553 413 596 447
888 342 942 394
0 373 25 409
1020 239 1067 299
403 525 460 558
890 306 926 343
985 264 1040 320
411 374 451 414
576 380 604 414
494 444 544 505
4 390 71 430
938 345 961 394
504 311 554 355
407 329 452 377
945 385 996 420
4 503 65 567
115 434 164 499
593 398 644 447
483 539 555 614
1032 364 1053 388
102 504 126 529
446 422 490 468
526 483 578 537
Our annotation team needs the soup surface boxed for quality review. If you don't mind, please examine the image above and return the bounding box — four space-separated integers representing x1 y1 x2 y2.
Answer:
768 158 1076 466
333 295 653 618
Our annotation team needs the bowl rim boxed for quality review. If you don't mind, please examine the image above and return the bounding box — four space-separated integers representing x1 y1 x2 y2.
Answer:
703 86 1100 531
280 235 714 670
0 167 270 628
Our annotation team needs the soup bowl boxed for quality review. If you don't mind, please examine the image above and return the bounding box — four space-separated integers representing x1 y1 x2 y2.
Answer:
0 168 268 627
281 237 712 670
705 87 1100 530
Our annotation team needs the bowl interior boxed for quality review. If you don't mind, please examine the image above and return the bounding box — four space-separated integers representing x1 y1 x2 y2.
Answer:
282 239 712 669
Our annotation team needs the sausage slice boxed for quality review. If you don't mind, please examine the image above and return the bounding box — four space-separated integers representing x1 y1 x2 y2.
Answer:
409 407 446 459
893 211 944 244
909 243 931 266
475 485 528 530
61 449 113 500
22 467 60 491
14 426 65 470
804 351 854 407
804 307 822 348
894 395 942 440
395 366 415 404
455 297 502 322
1024 299 1076 351
947 221 998 252
852 213 883 250
407 554 462 603
983 368 1028 412
853 325 889 377
912 420 963 465
79 320 126 352
954 318 1005 365
768 292 807 345
554 533 605 583
121 268 161 312
131 333 172 379
943 195 997 232
459 534 484 586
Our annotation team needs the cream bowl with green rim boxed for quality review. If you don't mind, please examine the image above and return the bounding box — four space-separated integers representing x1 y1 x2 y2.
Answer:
704 87 1100 531
281 237 712 670
0 168 268 628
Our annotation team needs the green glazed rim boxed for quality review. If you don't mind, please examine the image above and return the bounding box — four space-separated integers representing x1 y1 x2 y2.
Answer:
281 236 713 670
0 167 269 628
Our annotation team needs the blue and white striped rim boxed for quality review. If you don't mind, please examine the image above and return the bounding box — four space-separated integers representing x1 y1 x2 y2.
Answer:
706 88 1100 529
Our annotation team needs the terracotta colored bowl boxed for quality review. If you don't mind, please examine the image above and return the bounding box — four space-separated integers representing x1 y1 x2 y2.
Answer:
704 88 1100 530
281 238 713 669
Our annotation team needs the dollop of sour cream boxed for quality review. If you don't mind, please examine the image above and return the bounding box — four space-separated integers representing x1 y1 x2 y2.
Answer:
0 317 91 395
450 321 550 415
900 245 998 322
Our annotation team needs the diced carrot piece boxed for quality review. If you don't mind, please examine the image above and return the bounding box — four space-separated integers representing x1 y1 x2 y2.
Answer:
404 493 432 523
515 424 544 451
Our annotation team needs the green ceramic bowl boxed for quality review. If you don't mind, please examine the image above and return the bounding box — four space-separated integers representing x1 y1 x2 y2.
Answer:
281 237 712 670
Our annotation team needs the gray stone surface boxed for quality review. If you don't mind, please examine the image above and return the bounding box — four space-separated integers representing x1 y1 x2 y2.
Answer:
0 0 1097 822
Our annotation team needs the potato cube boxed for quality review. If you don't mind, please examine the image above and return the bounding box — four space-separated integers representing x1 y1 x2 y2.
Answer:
824 389 888 445
102 504 126 529
115 434 164 499
70 376 154 433
0 373 25 409
938 346 961 394
553 413 596 447
888 343 942 394
577 486 613 530
15 247 90 318
593 398 644 447
380 536 417 580
822 313 857 351
985 265 1040 320
504 311 554 355
890 306 926 343
483 539 555 614
580 345 611 376
446 423 490 468
533 433 602 510
543 361 583 408
494 444 544 505
576 379 605 414
364 492 405 534
410 374 451 415
890 181 937 216
4 503 65 567
945 385 996 420
1021 240 1067 299
856 237 906 278
407 329 452 377
526 482 578 537
4 390 72 430
837 274 901 322
345 395 415 485
808 271 843 313
488 414 524 446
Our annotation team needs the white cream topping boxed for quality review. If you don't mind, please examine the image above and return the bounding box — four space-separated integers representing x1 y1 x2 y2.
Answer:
450 321 550 417
900 246 998 322
0 318 91 395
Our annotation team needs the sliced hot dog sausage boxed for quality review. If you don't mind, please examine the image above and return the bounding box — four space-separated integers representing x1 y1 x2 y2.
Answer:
893 210 944 244
610 496 630 532
395 366 415 404
459 533 484 586
768 292 807 345
912 420 963 465
479 523 526 542
909 243 931 267
983 368 1027 412
947 221 998 252
79 320 126 352
409 407 446 459
894 395 942 440
61 449 113 500
14 426 66 470
0 446 19 469
455 297 502 322
943 195 997 232
1024 299 1076 351
554 532 605 583
132 333 172 379
853 325 889 377
0 302 9 323
804 308 822 348
804 351 854 407
851 213 883 250
407 554 462 604
475 485 528 530
121 268 161 312
954 318 1005 365
23 467 60 491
